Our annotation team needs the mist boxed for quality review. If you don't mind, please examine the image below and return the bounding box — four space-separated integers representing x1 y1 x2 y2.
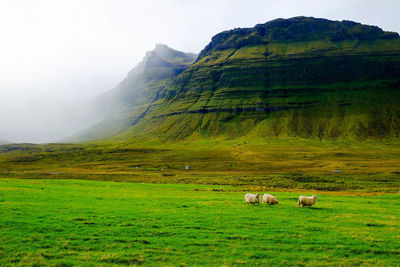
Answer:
1 0 399 143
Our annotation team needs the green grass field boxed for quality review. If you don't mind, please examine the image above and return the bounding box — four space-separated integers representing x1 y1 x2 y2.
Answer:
1 178 399 266
1 138 399 192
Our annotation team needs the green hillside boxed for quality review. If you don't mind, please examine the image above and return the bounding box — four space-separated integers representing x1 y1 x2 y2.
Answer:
107 17 400 141
68 44 196 141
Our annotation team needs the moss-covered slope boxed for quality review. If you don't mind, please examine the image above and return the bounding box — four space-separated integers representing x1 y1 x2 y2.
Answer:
68 44 196 141
122 17 400 141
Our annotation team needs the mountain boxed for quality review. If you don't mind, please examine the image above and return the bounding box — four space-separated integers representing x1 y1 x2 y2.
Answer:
78 17 400 141
68 44 197 141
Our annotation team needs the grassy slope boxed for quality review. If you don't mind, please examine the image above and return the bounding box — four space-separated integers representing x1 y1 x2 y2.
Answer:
125 39 400 141
68 45 196 142
113 20 400 141
0 179 399 266
65 19 400 143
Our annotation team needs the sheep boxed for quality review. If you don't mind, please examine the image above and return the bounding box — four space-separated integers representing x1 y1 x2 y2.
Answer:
298 195 318 207
262 194 279 205
245 193 260 205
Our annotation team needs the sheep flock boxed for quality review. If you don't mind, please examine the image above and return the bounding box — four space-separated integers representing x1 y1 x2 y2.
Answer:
245 193 318 207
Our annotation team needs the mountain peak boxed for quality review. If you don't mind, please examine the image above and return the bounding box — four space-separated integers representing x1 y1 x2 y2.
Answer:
154 43 173 51
127 44 196 78
151 43 197 63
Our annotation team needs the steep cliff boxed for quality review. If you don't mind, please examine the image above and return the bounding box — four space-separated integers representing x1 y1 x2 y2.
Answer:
123 17 400 140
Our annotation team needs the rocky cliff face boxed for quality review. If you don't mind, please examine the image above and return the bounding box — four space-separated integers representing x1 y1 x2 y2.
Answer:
122 17 400 140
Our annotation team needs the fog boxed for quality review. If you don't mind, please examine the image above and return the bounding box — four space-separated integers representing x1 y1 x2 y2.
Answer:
1 0 399 143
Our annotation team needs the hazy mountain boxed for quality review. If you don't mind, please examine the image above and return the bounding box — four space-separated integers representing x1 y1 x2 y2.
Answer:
76 17 400 141
67 44 197 141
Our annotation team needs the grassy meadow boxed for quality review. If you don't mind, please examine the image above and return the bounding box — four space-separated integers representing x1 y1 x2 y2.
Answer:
0 138 399 192
0 178 399 266
1 138 399 265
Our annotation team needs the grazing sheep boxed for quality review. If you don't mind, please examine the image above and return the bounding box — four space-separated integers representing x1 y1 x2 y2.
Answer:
262 194 279 205
298 195 318 207
245 193 260 205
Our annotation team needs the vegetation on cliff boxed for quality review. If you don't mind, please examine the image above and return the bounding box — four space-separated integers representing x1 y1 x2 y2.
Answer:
68 44 196 141
102 17 400 141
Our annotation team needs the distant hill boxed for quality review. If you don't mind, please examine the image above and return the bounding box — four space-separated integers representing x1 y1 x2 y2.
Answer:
75 17 400 141
67 44 196 141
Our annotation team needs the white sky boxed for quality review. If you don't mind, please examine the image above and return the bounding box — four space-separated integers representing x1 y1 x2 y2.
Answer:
0 0 399 143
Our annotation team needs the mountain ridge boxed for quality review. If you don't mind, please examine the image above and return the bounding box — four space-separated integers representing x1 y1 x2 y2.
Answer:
74 17 400 142
197 16 399 60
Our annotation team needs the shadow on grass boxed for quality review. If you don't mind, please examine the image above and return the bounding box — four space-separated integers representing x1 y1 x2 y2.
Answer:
299 206 332 210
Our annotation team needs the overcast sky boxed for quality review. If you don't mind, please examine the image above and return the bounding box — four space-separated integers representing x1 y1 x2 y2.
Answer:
0 0 399 143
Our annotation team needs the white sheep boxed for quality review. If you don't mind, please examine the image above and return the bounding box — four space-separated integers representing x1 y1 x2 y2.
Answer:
245 193 260 205
298 195 318 207
262 194 279 205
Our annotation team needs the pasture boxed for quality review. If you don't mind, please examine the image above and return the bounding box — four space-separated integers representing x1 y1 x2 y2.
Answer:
0 178 399 266
1 138 400 192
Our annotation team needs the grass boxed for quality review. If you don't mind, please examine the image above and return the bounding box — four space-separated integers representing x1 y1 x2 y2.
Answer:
0 138 399 192
0 178 399 266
